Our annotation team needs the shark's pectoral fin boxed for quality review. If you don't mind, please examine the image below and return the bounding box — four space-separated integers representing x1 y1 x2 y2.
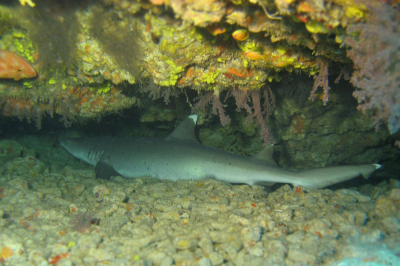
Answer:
95 161 121 180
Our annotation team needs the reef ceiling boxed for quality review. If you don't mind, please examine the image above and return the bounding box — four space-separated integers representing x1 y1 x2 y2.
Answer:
0 0 399 146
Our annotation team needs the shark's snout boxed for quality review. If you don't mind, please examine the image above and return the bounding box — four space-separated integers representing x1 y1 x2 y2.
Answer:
59 139 68 147
59 139 75 151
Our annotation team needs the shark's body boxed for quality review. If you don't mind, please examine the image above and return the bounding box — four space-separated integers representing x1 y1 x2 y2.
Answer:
60 115 380 189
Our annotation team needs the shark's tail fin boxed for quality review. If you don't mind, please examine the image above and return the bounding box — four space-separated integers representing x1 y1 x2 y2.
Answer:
292 164 381 189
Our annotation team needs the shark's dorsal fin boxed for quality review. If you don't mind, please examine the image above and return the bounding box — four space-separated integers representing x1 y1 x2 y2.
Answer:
166 115 199 143
251 145 277 166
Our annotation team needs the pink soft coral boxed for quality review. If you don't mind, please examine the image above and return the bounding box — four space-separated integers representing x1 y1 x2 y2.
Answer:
346 2 400 134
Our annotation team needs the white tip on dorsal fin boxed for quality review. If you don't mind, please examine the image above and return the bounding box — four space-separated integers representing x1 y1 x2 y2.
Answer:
166 115 199 143
251 144 277 166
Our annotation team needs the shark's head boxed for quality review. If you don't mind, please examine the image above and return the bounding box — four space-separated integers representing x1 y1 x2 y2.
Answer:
59 138 104 166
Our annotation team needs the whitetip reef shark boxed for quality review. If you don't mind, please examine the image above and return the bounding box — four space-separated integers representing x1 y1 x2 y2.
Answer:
60 115 381 189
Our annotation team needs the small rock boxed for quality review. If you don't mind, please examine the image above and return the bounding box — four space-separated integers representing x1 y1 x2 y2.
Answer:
92 185 111 202
287 248 316 264
375 196 397 218
172 237 197 250
208 252 223 265
198 236 214 254
286 232 305 244
382 217 400 233
353 193 371 203
389 188 400 200
196 257 212 266
262 240 287 263
160 257 174 266
354 211 368 226
4 156 46 176
301 234 320 254
228 214 250 226
334 189 357 202
256 213 276 231
0 140 23 164
360 229 382 243
248 242 264 257
70 183 86 196
241 226 262 248
272 209 293 222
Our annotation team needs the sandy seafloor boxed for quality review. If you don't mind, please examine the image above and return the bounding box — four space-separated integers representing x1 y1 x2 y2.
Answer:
0 137 399 266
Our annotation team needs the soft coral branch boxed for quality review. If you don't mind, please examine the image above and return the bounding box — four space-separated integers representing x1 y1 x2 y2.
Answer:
309 58 330 105
193 85 275 146
249 88 275 145
192 90 231 126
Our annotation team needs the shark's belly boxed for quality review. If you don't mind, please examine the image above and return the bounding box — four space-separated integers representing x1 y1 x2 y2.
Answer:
104 141 205 181
112 157 203 181
105 140 270 183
